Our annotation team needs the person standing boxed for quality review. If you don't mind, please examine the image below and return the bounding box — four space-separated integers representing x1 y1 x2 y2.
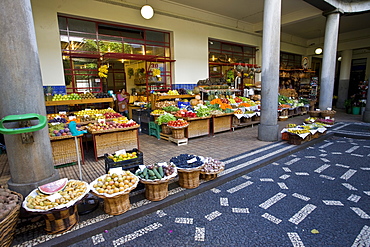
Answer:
117 89 130 117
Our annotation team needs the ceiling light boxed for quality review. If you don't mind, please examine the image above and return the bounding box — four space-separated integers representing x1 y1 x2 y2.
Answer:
315 47 323 55
141 5 154 19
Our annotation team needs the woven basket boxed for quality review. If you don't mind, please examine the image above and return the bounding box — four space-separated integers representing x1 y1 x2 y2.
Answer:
93 129 138 158
288 133 311 145
144 182 169 201
177 168 202 189
43 205 79 234
308 111 320 117
171 128 185 139
161 124 172 134
50 136 83 166
200 173 218 180
311 132 319 139
102 193 130 215
320 110 336 118
0 189 23 247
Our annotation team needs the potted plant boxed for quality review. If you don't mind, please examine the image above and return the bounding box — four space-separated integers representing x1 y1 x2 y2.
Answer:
352 101 361 115
344 99 353 114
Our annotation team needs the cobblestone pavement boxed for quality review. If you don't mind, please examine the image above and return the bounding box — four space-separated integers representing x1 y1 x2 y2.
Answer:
67 135 370 247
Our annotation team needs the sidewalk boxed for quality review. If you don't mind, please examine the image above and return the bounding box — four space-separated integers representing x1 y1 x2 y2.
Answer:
6 109 367 246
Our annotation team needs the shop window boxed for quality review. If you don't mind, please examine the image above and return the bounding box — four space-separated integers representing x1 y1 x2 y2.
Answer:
58 15 173 93
208 38 256 85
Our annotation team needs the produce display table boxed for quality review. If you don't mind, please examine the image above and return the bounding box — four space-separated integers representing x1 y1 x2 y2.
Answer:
184 116 211 139
50 135 84 166
211 113 233 135
90 125 139 161
45 98 114 110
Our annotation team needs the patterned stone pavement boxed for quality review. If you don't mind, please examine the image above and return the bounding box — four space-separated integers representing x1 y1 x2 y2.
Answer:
6 109 369 246
68 135 370 247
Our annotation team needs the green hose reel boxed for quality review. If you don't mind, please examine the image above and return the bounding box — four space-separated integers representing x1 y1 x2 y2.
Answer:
0 113 47 135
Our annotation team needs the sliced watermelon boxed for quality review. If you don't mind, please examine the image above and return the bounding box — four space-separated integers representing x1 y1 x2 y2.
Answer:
38 178 68 194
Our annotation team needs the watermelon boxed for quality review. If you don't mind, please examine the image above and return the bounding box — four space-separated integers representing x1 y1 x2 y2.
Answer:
38 178 68 194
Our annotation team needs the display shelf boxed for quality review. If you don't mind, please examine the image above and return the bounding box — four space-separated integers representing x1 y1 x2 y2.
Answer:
185 117 211 138
90 126 139 161
45 98 114 106
212 114 233 134
50 135 84 166
150 94 195 110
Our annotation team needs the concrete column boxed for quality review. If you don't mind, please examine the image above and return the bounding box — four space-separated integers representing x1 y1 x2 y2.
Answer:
258 0 281 142
319 9 343 110
337 50 352 108
0 0 59 196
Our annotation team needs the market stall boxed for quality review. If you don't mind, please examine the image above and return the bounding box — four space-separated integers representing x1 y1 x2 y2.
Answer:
211 113 233 134
50 135 84 166
89 125 140 161
184 116 211 139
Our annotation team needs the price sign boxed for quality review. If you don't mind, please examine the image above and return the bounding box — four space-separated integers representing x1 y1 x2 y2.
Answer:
187 157 197 163
115 149 127 155
46 193 62 202
108 167 124 175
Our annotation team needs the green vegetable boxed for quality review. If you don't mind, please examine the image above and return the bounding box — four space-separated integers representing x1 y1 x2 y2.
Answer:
148 170 155 176
162 106 180 112
143 168 148 177
156 113 176 125
153 168 162 179
158 166 164 177
195 106 211 117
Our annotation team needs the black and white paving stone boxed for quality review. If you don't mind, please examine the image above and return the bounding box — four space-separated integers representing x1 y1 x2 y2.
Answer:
68 135 370 247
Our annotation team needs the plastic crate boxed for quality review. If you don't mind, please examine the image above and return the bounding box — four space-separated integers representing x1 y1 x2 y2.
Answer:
104 148 143 174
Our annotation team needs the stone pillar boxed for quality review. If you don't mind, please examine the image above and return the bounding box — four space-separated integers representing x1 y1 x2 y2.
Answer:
337 50 352 108
363 85 370 122
258 0 281 142
0 0 59 196
319 9 343 110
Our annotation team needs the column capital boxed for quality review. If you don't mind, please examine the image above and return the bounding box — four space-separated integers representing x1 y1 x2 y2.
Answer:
323 8 344 17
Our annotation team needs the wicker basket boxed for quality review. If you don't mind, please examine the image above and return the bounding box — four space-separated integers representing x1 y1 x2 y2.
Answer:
288 133 311 145
43 205 79 234
279 116 288 121
161 124 172 134
320 110 336 118
311 132 319 139
308 111 320 117
143 181 169 201
91 175 138 215
200 173 218 180
171 128 185 139
102 193 130 215
177 166 204 189
281 132 290 141
0 189 23 247
50 136 83 166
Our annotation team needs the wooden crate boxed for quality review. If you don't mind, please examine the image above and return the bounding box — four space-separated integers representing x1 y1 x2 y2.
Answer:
92 127 139 161
212 115 232 134
185 117 210 138
50 136 84 166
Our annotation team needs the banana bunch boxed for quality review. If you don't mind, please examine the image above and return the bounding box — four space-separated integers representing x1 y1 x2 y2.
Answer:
98 65 108 78
287 129 310 134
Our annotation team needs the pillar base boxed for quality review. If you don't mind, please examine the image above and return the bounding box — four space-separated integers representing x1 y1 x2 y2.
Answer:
362 110 370 123
7 170 60 197
258 123 279 142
